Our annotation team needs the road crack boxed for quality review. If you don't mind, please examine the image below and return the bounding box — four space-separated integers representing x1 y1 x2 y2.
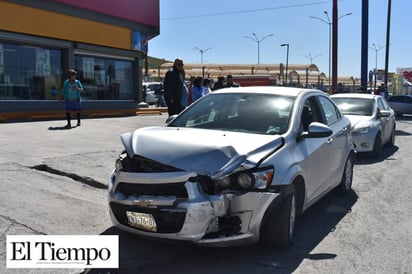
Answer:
0 214 46 236
30 164 107 189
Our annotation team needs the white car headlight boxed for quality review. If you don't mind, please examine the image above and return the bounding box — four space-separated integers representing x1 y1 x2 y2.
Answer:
253 168 274 189
115 158 123 172
237 173 254 189
353 125 371 134
213 167 274 191
236 167 274 190
216 176 231 188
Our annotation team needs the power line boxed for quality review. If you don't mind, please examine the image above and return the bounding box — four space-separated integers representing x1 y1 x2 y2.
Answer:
161 1 330 21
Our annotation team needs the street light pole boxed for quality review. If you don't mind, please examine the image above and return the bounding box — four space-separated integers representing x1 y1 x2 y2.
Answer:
310 11 351 91
369 43 384 90
280 43 289 85
244 33 274 64
193 47 212 78
303 53 323 64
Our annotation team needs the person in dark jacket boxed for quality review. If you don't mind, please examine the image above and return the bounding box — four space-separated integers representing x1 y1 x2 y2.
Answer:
224 74 239 88
164 58 185 116
213 76 225 90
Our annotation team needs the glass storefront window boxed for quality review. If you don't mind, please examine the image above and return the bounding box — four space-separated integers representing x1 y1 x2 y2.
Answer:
74 55 134 100
0 43 62 100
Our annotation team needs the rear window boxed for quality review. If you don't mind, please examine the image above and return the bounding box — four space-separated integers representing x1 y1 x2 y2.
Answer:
332 97 374 116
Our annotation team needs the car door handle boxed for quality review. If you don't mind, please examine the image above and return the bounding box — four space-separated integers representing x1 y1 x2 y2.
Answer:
327 137 334 143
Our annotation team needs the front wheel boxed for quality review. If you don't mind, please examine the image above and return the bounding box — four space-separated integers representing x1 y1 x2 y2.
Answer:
387 127 396 147
371 134 382 158
263 187 296 249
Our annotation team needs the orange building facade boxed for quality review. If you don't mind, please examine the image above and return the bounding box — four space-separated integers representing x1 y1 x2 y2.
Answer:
0 0 159 122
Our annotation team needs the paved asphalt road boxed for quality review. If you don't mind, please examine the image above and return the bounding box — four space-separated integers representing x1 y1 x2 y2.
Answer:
1 114 411 274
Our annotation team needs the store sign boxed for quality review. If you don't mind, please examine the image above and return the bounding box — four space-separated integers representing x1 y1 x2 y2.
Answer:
397 68 412 83
132 31 148 52
402 71 412 82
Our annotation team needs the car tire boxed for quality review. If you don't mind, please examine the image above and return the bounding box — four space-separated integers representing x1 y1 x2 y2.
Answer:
339 154 354 193
371 134 382 158
263 186 296 249
387 127 396 147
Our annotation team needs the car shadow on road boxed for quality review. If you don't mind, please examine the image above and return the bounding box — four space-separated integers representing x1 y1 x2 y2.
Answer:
355 145 399 165
82 190 358 274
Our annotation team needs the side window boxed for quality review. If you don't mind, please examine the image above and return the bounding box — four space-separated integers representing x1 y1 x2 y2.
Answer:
301 96 323 131
378 98 389 111
318 96 340 126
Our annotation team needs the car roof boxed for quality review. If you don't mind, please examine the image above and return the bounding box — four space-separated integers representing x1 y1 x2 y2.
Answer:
330 93 380 100
212 86 321 97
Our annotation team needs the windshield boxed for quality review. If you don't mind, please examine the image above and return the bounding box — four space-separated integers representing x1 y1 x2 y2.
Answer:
169 93 294 135
332 97 374 116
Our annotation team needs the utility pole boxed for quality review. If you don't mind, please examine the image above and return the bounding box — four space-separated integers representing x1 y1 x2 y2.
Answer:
384 0 392 90
193 47 212 78
244 33 274 64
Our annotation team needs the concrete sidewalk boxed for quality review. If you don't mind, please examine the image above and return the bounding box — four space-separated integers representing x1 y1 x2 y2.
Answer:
0 114 167 186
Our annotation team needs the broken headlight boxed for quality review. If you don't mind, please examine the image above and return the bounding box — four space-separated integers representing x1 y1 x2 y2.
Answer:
216 166 274 191
115 152 127 173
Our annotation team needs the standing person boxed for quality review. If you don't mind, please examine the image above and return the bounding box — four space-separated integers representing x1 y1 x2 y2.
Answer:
191 77 203 102
375 83 387 97
213 76 225 90
164 58 185 116
60 69 83 128
181 69 189 108
202 78 212 95
224 74 239 88
187 76 195 104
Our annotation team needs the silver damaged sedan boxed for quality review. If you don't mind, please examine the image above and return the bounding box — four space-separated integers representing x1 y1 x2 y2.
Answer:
109 87 355 248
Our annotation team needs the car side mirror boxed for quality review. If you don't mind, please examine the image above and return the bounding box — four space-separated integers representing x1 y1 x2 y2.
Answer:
378 109 391 118
298 122 333 140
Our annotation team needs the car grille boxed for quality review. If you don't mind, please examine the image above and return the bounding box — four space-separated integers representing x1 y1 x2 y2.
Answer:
123 155 183 173
110 202 186 233
116 182 188 198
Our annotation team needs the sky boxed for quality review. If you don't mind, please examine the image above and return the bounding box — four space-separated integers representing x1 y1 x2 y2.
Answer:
148 0 411 78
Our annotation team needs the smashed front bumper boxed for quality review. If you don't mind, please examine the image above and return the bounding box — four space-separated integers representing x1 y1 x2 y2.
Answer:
108 170 280 246
352 131 376 152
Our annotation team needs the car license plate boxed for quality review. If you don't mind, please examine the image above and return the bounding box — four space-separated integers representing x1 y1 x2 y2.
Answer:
126 211 157 232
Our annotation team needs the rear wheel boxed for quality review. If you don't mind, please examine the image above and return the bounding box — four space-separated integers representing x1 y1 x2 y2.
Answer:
371 134 382 158
263 186 296 249
340 155 354 193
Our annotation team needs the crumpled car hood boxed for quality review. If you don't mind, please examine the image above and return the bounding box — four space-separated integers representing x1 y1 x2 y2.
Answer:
120 127 283 177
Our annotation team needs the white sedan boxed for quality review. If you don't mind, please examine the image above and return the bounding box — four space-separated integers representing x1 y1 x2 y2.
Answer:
331 93 396 157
